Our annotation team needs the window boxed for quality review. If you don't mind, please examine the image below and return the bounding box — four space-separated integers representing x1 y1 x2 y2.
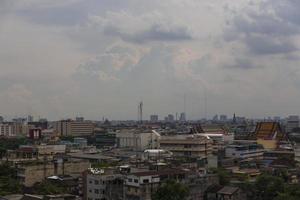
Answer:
94 189 99 194
134 179 138 183
128 178 133 182
94 180 99 185
143 179 149 183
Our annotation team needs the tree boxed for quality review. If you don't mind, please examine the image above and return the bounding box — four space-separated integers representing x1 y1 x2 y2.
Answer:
0 163 22 195
152 180 189 200
33 180 67 195
254 174 284 200
210 168 230 186
274 184 300 200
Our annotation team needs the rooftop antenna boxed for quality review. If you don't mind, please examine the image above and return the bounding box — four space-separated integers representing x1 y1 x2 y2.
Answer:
184 93 187 120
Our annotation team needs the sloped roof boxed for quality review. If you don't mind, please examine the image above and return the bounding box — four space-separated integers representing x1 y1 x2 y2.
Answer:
255 122 286 141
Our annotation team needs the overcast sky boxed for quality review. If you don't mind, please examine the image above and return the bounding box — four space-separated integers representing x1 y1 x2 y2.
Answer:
1 0 300 120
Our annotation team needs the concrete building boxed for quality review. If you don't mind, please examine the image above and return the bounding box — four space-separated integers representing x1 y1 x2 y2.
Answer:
17 159 90 187
84 168 124 200
0 123 17 137
54 120 95 136
179 112 186 121
124 169 219 200
159 134 212 159
165 114 174 122
150 115 159 123
286 115 299 133
115 130 160 151
220 115 227 122
225 143 265 160
124 169 186 200
3 144 66 163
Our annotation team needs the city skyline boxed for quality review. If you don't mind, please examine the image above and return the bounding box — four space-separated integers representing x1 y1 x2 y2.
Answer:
1 0 300 120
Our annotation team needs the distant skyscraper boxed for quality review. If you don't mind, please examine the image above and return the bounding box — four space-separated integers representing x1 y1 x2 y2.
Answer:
212 115 218 121
179 112 186 121
76 117 84 122
165 114 174 122
273 116 281 122
150 115 159 122
286 115 299 133
0 116 3 123
27 115 33 123
220 115 227 121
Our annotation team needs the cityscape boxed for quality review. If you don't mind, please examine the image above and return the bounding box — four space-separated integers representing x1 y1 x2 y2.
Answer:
2 1 300 200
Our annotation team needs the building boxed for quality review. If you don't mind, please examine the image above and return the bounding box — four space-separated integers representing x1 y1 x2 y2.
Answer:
115 130 160 151
54 120 95 137
93 132 116 148
0 123 17 137
179 112 186 121
150 115 159 123
225 143 265 160
124 169 186 200
27 115 34 123
286 115 299 133
165 114 174 122
83 168 124 200
28 121 48 130
28 128 42 140
124 169 219 200
74 137 88 148
3 144 66 162
254 122 287 150
159 134 212 159
220 115 227 122
17 159 90 187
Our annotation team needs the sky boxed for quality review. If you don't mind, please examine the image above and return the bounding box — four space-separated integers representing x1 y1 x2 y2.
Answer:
1 0 300 120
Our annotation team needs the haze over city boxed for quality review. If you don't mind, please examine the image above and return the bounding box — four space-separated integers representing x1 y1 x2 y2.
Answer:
1 0 300 120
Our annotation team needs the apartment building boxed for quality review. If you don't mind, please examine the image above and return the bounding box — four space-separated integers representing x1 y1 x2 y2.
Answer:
225 143 265 160
83 168 124 200
159 134 213 158
124 169 186 200
54 120 95 136
115 130 160 151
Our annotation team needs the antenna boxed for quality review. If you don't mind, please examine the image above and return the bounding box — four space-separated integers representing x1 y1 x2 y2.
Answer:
184 93 186 114
204 88 207 119
138 101 143 124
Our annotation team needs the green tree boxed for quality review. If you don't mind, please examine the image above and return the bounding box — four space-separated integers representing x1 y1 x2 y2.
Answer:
0 163 22 195
152 180 189 200
33 180 67 195
254 174 284 200
210 168 230 186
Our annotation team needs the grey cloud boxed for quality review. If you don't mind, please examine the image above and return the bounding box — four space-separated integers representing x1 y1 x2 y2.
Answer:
224 0 300 57
226 58 260 70
103 23 193 43
245 35 298 55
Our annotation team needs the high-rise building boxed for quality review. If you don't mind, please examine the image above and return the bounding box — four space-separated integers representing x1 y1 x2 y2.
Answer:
220 115 227 121
179 112 186 121
212 115 218 121
165 114 174 122
286 115 299 133
27 115 34 123
150 115 159 122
